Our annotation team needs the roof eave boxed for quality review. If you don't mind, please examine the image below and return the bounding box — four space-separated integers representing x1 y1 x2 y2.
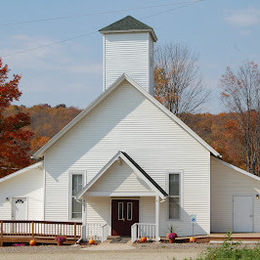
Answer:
0 161 43 184
99 29 158 42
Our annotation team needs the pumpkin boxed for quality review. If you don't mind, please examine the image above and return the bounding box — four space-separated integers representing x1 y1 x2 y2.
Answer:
89 239 95 245
140 236 147 243
190 237 196 243
29 239 36 246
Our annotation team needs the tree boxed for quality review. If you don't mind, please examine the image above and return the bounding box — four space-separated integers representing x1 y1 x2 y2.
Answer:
220 61 260 176
154 43 209 116
0 58 33 177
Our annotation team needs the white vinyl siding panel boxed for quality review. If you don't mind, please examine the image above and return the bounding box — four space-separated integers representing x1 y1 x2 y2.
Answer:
88 160 152 194
45 81 210 235
104 33 151 93
0 167 44 220
210 157 260 232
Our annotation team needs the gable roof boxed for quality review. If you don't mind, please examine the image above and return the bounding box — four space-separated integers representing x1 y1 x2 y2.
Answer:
99 15 157 42
32 73 221 159
0 161 43 184
213 156 260 182
76 151 168 199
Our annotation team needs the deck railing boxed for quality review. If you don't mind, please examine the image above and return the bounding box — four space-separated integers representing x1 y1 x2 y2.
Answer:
85 223 108 242
131 223 156 243
0 220 82 239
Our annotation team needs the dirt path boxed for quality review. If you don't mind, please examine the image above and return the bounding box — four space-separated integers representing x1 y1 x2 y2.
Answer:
0 244 208 260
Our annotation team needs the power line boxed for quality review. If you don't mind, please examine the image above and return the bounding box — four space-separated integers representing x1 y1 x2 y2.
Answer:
2 0 205 58
2 31 97 58
141 0 204 19
0 1 198 27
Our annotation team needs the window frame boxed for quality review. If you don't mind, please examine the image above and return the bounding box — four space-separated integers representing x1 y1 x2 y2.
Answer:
165 171 183 221
69 170 86 221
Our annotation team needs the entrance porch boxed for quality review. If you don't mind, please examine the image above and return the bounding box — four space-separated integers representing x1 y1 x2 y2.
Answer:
76 151 168 242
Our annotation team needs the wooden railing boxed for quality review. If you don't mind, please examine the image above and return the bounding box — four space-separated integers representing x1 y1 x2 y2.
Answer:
0 220 82 239
131 223 156 243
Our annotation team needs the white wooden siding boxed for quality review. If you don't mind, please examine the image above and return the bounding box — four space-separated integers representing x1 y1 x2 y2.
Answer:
44 80 210 235
104 33 153 94
88 160 152 194
210 157 260 232
0 167 44 220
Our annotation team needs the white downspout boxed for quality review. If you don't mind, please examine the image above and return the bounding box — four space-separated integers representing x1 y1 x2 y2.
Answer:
82 198 87 242
155 195 160 241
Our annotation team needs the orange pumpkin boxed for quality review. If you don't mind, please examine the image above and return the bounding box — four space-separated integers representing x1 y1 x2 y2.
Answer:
140 236 147 243
29 239 36 246
190 237 196 243
89 239 95 245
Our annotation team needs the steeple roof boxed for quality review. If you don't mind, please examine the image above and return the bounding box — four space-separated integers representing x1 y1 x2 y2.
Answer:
99 15 157 42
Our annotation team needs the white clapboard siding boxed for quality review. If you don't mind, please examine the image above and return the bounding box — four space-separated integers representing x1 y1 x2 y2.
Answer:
0 166 44 220
104 33 153 94
45 80 210 235
88 160 152 194
210 157 260 232
86 197 111 235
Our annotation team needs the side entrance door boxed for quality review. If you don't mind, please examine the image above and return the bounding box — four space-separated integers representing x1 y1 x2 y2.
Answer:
12 197 27 220
112 199 139 236
233 195 253 232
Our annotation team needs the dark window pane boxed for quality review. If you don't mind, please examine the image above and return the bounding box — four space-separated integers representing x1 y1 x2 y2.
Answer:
169 197 180 219
72 198 82 219
72 175 83 196
127 202 132 220
118 202 123 220
169 174 179 196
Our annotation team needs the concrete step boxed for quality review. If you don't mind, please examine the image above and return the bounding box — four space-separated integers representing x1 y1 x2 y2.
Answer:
105 236 131 244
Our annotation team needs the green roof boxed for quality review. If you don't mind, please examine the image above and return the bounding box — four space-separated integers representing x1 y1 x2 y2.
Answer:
99 15 157 41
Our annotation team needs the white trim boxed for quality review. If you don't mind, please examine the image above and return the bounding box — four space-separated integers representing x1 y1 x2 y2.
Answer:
213 157 260 182
99 29 158 42
11 197 28 220
32 74 220 159
68 170 86 221
86 191 155 197
165 171 184 221
43 157 46 221
76 151 166 199
103 34 106 91
0 162 43 184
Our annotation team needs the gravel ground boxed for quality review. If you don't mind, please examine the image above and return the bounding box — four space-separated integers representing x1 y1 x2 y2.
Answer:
0 243 214 260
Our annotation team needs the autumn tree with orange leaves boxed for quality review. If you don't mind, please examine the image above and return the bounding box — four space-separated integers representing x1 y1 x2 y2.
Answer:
0 58 33 177
220 61 260 176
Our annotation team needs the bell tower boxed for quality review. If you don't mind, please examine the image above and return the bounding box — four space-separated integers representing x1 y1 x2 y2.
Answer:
99 16 157 95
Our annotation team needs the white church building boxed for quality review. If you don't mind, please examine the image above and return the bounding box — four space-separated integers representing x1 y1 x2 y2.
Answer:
0 16 260 242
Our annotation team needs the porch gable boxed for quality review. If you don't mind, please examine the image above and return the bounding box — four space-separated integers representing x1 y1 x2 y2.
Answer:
77 151 167 199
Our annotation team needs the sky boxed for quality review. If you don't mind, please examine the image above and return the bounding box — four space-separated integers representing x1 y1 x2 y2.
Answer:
1 0 260 114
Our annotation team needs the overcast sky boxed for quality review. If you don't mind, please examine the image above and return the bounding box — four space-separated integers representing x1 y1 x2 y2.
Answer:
1 0 260 114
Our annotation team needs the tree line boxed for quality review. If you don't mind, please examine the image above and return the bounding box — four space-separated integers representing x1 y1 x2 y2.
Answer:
0 43 259 177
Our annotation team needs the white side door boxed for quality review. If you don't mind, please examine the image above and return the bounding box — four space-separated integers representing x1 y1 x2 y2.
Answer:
233 195 253 232
12 197 27 220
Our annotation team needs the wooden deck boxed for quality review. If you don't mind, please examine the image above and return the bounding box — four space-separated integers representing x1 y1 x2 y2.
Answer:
0 220 82 246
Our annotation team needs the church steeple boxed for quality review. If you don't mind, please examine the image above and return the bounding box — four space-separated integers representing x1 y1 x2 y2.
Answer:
99 16 157 95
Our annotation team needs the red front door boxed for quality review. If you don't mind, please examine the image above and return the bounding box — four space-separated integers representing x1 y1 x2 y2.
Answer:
112 200 139 236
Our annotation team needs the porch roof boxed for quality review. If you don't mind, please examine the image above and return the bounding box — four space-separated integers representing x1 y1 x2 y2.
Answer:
77 151 168 199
